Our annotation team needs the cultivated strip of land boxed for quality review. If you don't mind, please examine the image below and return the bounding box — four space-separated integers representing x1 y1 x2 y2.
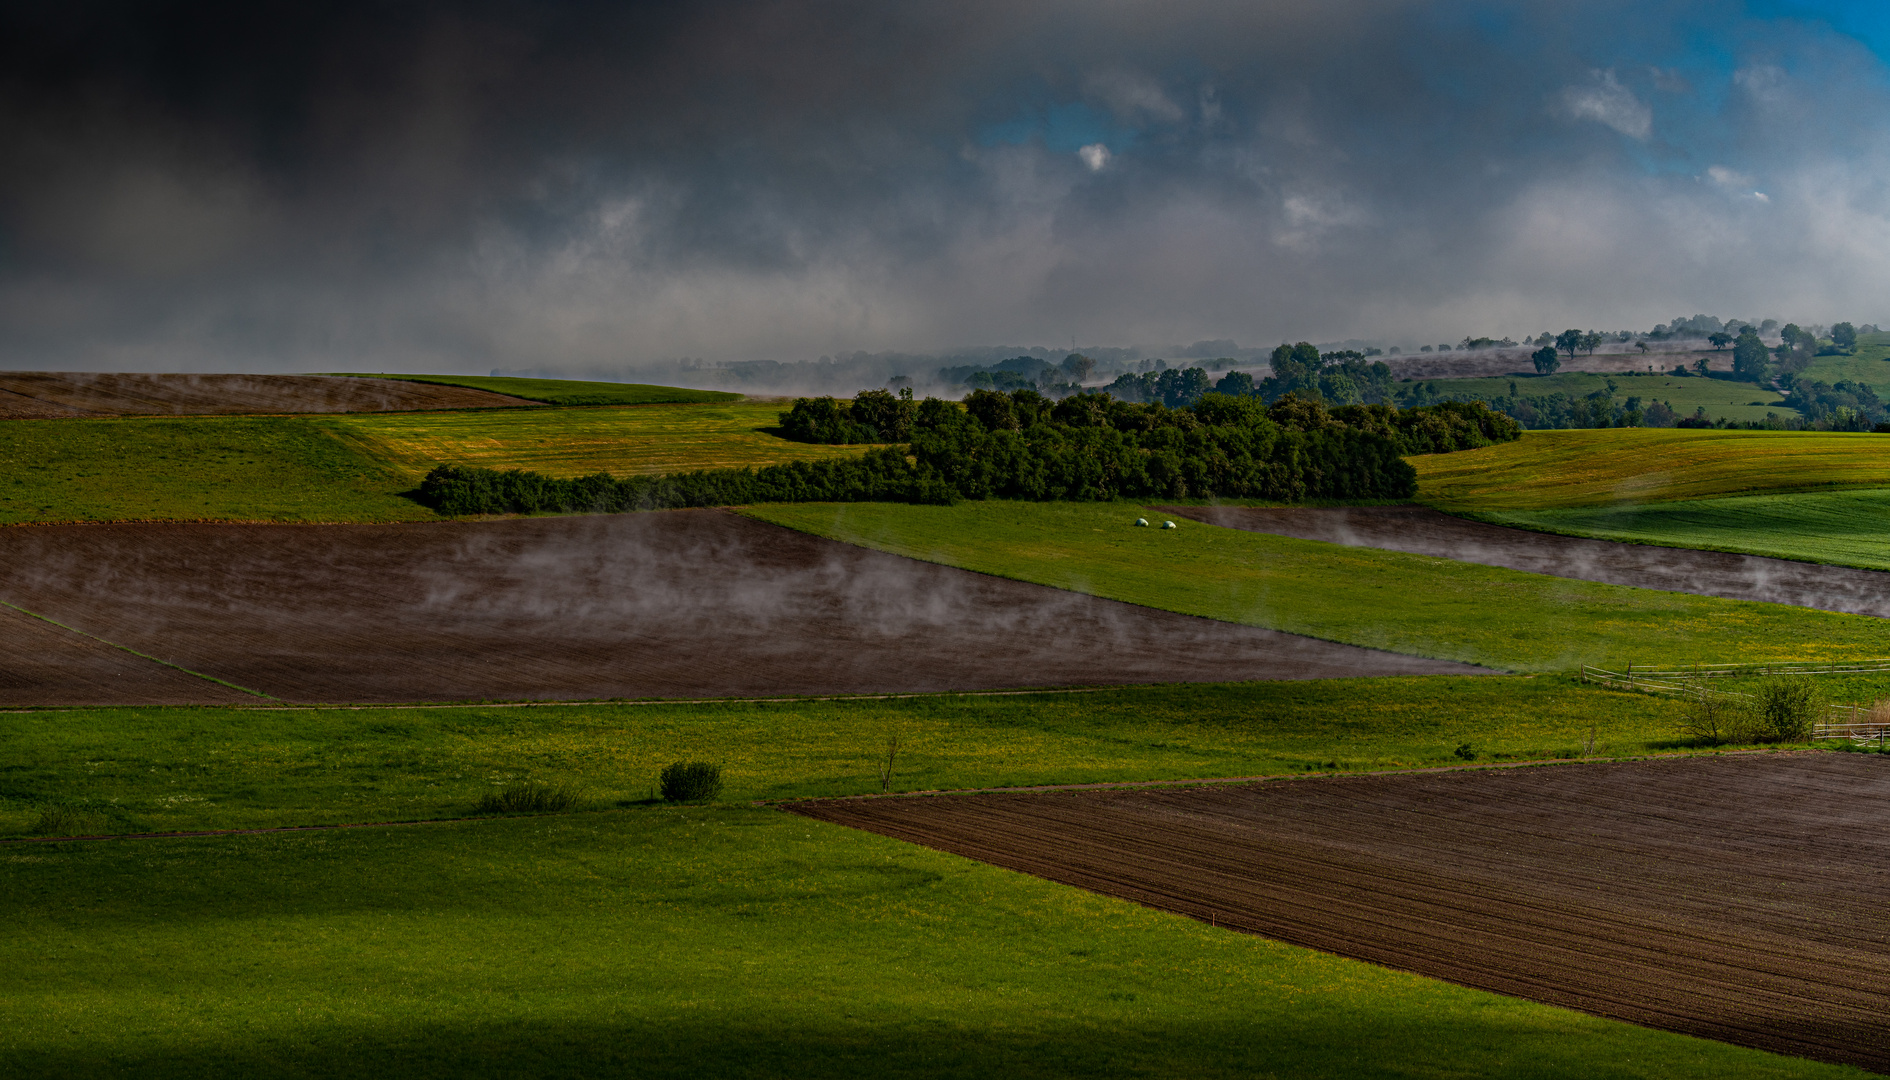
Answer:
1166 504 1890 617
0 511 1479 707
789 753 1890 1073
0 372 536 418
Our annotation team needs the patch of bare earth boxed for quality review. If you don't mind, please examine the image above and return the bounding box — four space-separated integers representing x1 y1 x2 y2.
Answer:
0 606 253 706
1166 505 1890 617
0 372 537 417
0 511 1486 705
791 753 1890 1072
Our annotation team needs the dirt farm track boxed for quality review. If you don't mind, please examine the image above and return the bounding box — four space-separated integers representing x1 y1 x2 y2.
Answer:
792 753 1890 1072
0 511 1482 705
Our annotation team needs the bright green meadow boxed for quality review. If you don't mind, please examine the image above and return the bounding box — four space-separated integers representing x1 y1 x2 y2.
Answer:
0 678 1686 837
1483 488 1890 571
0 415 434 525
744 500 1890 671
5 809 1857 1079
330 372 740 406
1411 369 1790 424
1794 331 1890 394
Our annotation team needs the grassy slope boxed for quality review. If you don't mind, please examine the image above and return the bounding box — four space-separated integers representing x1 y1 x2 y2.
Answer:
1411 428 1890 511
7 812 1855 1080
328 400 872 481
743 501 1890 671
0 402 867 523
1413 369 1790 423
330 372 740 405
1794 331 1890 393
1486 489 1890 571
0 415 435 525
0 679 1687 836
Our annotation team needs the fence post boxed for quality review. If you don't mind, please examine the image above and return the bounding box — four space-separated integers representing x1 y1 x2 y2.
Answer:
1627 662 1634 692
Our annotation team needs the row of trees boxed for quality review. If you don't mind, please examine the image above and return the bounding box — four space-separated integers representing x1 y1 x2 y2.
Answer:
425 390 1523 515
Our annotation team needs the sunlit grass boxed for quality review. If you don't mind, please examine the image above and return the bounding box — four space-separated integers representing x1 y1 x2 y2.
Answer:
743 500 1890 671
1410 428 1890 511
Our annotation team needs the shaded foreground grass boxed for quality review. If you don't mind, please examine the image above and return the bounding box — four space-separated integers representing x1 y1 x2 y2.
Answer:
0 415 434 525
0 677 1682 836
744 501 1890 672
3 812 1856 1080
1415 369 1789 424
1411 428 1890 511
327 400 875 480
1484 488 1890 571
330 372 739 406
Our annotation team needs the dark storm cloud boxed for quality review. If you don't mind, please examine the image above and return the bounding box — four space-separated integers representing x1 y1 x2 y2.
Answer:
2 0 1889 372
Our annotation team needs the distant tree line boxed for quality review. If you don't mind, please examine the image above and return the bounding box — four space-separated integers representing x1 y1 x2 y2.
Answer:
420 390 1521 515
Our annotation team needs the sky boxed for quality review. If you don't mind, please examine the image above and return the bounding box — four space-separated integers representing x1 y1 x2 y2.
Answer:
3 0 1890 373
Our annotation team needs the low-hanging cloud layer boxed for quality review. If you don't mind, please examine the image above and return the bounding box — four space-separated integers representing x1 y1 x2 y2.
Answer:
2 0 1889 373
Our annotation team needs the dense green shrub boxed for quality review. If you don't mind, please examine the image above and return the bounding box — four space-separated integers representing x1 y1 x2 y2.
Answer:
659 762 724 803
1754 677 1821 742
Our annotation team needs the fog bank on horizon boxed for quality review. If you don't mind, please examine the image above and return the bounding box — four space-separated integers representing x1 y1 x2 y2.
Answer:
3 0 1890 375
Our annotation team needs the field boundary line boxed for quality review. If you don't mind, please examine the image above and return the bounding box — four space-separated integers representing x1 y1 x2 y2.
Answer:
762 747 1816 805
0 812 541 846
0 600 277 701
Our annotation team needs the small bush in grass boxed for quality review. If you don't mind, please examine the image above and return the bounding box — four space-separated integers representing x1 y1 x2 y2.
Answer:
1678 688 1755 746
660 762 723 803
29 804 109 836
1755 676 1821 742
473 780 583 815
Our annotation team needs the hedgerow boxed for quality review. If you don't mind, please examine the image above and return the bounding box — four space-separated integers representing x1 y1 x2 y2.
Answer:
419 391 1518 514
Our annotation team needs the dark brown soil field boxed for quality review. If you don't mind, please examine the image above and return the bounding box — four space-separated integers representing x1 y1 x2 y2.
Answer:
0 372 536 418
790 754 1890 1072
0 511 1482 705
1168 504 1890 618
0 605 254 706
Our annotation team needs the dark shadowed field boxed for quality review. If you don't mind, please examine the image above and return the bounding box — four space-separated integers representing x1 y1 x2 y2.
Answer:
790 753 1890 1073
0 372 537 417
0 604 256 706
0 510 1483 705
1168 504 1890 617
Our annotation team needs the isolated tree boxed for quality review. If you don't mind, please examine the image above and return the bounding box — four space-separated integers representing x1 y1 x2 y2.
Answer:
1060 353 1097 383
1531 346 1561 375
1708 331 1733 352
1580 331 1603 355
1831 322 1858 352
1693 357 1711 377
1636 340 1650 354
1732 329 1770 382
1556 329 1583 361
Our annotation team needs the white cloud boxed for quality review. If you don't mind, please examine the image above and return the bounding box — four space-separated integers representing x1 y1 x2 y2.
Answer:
1735 65 1788 107
1559 70 1652 140
1084 69 1184 124
1078 143 1111 171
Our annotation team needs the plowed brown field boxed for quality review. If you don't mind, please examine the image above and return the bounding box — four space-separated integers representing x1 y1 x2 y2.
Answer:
790 754 1890 1072
1168 504 1890 617
0 511 1483 705
0 372 535 417
0 606 254 706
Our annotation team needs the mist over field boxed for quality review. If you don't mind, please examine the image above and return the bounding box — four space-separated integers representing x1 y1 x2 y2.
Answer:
4 1 1890 376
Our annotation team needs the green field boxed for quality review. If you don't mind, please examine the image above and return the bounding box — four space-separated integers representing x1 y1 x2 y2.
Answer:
9 809 1854 1079
1794 331 1890 393
329 400 873 480
0 415 435 525
1412 369 1790 424
743 500 1890 670
2 682 1862 1077
0 678 1688 837
1411 428 1890 511
332 372 740 406
1484 488 1890 571
0 400 868 524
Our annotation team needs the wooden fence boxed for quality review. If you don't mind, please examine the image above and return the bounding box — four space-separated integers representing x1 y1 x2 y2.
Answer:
1579 661 1890 742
